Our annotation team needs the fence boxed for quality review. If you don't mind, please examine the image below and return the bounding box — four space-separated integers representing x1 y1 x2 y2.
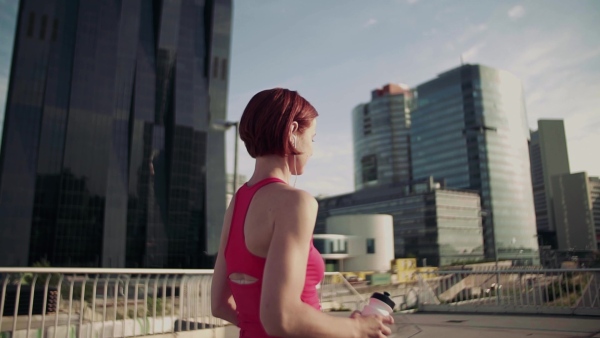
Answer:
0 269 370 338
0 268 221 338
5 266 596 338
416 267 600 316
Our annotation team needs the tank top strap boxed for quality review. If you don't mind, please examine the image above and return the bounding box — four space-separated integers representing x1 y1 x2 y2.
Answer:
245 177 287 191
225 177 286 261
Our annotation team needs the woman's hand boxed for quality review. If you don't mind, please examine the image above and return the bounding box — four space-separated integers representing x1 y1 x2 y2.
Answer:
350 311 394 338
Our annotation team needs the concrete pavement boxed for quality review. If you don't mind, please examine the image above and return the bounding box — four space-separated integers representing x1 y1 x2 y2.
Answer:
393 313 600 337
222 312 600 337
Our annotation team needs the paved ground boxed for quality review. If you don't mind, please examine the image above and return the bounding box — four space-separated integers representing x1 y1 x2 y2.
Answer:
392 313 600 337
4 312 599 337
223 312 600 338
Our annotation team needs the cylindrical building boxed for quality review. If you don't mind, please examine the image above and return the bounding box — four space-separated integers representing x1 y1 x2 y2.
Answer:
325 214 394 272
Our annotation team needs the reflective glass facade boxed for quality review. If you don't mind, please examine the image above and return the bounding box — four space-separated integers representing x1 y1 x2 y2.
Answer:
316 184 484 267
0 0 19 149
353 84 412 190
0 0 231 268
411 64 539 264
552 172 597 251
529 120 570 247
590 177 600 249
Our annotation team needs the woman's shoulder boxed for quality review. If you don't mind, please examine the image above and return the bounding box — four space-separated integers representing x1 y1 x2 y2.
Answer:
270 185 318 210
266 186 318 237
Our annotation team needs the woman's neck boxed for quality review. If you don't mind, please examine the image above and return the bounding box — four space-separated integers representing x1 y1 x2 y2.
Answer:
249 155 292 186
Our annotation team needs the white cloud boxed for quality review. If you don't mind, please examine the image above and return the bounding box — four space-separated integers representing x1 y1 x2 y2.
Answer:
462 43 485 62
406 0 420 4
456 24 488 43
507 33 571 80
363 18 378 28
508 5 525 20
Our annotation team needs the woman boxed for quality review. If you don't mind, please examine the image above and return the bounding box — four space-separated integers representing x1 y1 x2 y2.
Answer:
211 88 393 338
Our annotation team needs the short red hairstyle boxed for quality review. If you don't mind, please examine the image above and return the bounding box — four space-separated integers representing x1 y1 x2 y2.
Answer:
239 88 318 158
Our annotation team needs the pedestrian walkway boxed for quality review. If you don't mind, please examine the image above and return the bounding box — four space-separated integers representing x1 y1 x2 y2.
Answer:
222 312 600 338
393 313 600 337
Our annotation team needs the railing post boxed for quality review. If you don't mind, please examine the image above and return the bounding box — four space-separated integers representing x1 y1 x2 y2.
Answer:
26 274 38 337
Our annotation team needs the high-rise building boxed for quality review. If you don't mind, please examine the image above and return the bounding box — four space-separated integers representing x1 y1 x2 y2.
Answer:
552 172 598 252
590 177 600 249
352 84 412 190
410 64 539 263
0 0 232 268
529 120 570 247
0 0 19 148
316 179 484 267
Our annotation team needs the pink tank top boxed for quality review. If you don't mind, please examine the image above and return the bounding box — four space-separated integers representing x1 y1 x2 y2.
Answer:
224 177 325 338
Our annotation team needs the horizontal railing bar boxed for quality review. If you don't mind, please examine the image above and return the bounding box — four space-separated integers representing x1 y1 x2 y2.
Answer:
0 268 215 274
431 269 600 274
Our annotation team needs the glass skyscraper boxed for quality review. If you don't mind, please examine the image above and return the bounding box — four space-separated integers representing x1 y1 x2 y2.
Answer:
529 119 570 248
353 84 412 191
552 172 598 252
0 0 232 268
0 0 19 149
411 64 539 264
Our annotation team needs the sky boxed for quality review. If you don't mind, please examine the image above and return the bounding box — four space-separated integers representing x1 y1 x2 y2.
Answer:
225 0 600 197
0 0 597 198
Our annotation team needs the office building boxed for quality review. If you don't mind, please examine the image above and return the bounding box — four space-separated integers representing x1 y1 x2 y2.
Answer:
316 179 485 267
353 83 412 190
313 214 395 272
529 120 570 247
591 177 600 249
410 64 539 263
0 0 19 149
0 0 232 267
552 172 599 252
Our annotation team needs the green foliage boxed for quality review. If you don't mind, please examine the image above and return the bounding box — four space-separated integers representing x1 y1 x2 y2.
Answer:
545 274 588 304
22 259 61 287
71 283 95 302
146 296 164 316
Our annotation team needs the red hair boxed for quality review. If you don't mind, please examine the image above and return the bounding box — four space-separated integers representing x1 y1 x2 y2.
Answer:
239 88 318 158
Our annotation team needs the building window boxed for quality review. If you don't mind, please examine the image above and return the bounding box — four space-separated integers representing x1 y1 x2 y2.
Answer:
362 105 371 135
363 117 371 135
27 12 35 37
212 56 219 78
51 19 58 41
40 15 47 40
361 155 377 183
366 238 375 254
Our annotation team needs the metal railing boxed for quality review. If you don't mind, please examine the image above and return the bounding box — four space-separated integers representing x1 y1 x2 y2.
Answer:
416 267 600 316
319 272 367 311
0 269 370 338
0 268 222 338
8 266 594 337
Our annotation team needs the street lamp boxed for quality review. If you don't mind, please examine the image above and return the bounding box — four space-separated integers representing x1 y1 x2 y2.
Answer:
212 120 239 194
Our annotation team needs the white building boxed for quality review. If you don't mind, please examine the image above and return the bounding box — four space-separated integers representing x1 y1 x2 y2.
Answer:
313 214 394 272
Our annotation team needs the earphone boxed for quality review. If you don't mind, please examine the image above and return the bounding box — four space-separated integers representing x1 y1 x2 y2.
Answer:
292 134 298 187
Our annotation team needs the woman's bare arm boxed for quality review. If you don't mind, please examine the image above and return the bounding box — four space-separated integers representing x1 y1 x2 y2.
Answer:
259 190 391 338
210 200 238 325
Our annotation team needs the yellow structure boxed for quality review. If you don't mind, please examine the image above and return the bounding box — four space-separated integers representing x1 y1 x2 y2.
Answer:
394 258 417 272
390 259 439 284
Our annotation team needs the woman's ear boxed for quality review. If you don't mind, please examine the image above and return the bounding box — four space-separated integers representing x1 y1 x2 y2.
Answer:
289 121 299 135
